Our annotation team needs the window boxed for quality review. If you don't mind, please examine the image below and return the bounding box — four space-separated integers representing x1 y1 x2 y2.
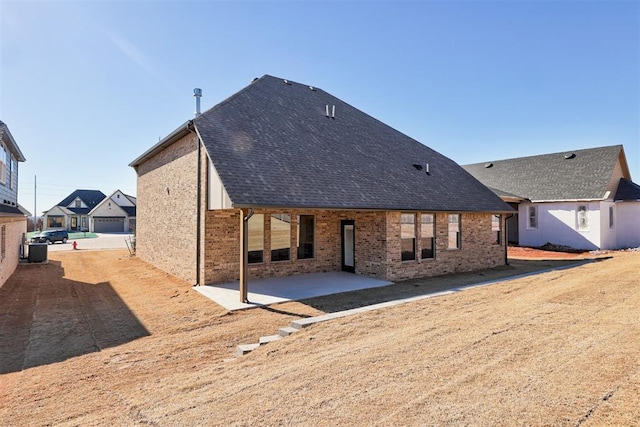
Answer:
247 214 264 264
297 215 315 259
271 213 291 262
492 215 501 245
448 214 461 249
1 225 5 260
577 205 588 231
47 216 64 228
9 156 16 190
528 206 538 229
609 206 614 229
0 144 6 185
420 213 435 259
75 199 82 208
401 213 416 261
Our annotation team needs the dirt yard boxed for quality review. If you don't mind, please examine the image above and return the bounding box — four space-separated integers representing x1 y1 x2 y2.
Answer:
1 249 638 425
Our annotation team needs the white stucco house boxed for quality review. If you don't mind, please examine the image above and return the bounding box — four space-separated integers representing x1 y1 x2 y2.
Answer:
464 145 640 250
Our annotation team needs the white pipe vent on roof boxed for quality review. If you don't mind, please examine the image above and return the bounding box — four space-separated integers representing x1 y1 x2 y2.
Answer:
564 153 576 159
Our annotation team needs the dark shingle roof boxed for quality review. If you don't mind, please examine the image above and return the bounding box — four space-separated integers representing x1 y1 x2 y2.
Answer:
193 75 510 212
614 178 640 201
463 146 624 201
57 190 106 214
121 206 136 216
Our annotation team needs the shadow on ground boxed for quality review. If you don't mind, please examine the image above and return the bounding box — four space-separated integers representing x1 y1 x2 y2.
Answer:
0 260 149 374
292 258 600 314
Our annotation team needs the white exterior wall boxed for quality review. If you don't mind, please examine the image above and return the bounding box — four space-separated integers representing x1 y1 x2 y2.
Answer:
89 203 128 232
599 201 617 250
111 190 135 207
207 159 232 210
616 201 640 249
519 202 603 250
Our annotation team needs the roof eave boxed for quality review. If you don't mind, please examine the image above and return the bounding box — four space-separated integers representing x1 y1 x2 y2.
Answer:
129 121 194 167
0 124 26 162
231 203 514 213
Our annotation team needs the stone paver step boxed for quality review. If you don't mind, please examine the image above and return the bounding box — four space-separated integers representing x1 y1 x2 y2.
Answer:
259 335 282 345
278 326 299 337
236 343 260 356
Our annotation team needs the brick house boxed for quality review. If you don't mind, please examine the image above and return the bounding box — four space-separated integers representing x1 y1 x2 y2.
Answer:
130 75 512 300
0 120 27 288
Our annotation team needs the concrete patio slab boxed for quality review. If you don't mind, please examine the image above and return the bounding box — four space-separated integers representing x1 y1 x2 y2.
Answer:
194 271 393 311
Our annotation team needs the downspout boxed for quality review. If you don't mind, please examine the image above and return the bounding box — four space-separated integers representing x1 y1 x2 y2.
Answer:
504 213 514 266
187 120 202 286
239 208 254 303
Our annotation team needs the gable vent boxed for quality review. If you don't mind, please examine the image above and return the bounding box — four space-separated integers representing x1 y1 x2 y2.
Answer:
564 153 576 159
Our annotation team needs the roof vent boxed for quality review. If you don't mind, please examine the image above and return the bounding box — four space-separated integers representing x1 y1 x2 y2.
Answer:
251 77 258 83
325 105 336 118
413 163 423 171
283 79 291 85
564 153 576 159
309 86 316 91
484 162 494 168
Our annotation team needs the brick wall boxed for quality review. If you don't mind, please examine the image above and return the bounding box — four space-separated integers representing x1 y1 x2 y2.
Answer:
385 212 505 281
0 216 26 288
203 209 388 284
202 209 505 284
135 132 200 284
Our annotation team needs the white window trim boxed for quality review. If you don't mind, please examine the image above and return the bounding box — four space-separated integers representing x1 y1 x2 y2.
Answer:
527 206 538 230
576 205 589 231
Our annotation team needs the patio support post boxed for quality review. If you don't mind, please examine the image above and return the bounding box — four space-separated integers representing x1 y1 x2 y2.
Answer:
239 208 250 303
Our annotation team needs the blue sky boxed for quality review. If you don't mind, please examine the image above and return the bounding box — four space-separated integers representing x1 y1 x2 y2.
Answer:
1 0 638 215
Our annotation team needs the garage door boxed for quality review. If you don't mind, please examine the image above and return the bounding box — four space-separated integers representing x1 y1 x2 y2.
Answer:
93 217 125 233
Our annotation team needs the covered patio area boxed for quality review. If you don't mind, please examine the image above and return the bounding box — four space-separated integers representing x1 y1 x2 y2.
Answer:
194 272 393 311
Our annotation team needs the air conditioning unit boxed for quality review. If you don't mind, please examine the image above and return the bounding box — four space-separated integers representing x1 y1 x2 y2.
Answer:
28 244 48 263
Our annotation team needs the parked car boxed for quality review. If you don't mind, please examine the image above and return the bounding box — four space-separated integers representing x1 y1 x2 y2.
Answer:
31 230 69 244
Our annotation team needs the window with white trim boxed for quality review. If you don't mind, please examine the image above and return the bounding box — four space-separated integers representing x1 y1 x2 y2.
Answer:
1 225 5 260
271 213 291 262
492 215 502 245
528 206 538 229
577 205 588 231
609 206 614 229
296 215 315 259
0 145 7 185
248 214 264 264
420 213 435 259
401 213 416 261
448 214 461 249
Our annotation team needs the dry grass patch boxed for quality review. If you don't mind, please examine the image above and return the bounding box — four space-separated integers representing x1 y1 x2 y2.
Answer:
0 250 638 426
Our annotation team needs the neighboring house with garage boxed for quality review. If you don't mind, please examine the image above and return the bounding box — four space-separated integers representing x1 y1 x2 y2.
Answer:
0 120 27 288
463 145 640 250
43 189 136 233
43 189 106 232
88 190 136 233
130 74 512 295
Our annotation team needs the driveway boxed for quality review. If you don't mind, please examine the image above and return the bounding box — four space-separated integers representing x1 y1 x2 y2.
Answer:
44 233 133 252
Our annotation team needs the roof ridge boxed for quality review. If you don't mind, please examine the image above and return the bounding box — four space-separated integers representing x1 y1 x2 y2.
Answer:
465 144 622 166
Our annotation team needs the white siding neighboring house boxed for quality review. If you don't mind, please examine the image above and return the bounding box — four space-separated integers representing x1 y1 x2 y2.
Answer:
464 145 640 250
88 190 136 233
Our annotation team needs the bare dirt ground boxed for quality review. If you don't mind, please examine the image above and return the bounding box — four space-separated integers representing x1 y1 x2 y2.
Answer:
1 248 638 426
